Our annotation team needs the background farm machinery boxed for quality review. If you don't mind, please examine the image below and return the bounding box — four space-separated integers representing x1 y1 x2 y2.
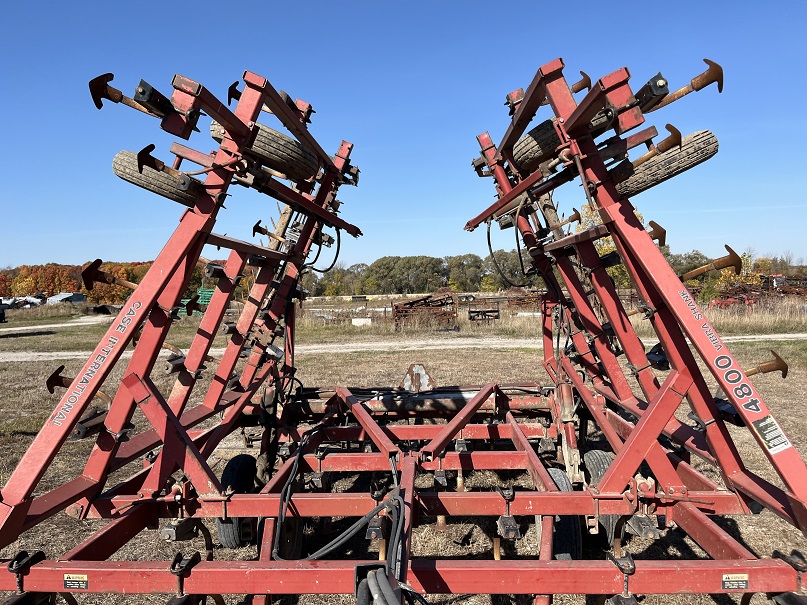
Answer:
0 57 806 605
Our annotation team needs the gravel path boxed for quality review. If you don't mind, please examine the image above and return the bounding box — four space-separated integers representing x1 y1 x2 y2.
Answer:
0 315 110 334
1 333 806 362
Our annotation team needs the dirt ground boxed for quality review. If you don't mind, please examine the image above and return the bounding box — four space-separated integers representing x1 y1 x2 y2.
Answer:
1 318 806 605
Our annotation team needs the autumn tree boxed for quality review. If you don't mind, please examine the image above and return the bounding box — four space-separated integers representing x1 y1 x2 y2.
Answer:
573 205 648 289
0 272 10 297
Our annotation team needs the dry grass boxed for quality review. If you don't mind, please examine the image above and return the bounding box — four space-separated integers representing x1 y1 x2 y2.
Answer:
2 296 803 355
630 296 807 338
0 314 235 353
292 347 542 387
4 303 88 326
295 311 540 344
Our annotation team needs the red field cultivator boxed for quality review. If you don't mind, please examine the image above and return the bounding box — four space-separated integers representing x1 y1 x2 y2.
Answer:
2 58 807 605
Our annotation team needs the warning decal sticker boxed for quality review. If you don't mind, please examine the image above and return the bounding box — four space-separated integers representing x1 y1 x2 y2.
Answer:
751 416 792 455
722 574 749 590
64 574 88 590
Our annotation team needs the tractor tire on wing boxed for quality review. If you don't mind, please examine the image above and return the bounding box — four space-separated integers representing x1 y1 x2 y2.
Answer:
512 113 614 175
210 121 319 182
112 150 203 207
615 130 719 198
512 119 560 175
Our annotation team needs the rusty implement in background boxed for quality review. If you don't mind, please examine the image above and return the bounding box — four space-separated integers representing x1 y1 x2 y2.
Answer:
2 56 807 605
392 294 457 329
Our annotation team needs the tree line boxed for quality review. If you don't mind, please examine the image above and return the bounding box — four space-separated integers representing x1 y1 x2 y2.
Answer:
0 252 543 303
1 248 802 304
301 249 804 297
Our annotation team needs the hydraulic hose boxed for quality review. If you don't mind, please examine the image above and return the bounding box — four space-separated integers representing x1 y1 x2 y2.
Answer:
366 569 384 605
356 578 371 605
376 569 400 605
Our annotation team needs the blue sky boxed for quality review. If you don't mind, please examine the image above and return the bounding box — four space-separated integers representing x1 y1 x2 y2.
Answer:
1 1 805 269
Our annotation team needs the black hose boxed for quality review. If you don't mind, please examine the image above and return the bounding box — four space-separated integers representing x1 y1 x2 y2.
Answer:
272 424 406 589
273 430 402 564
356 578 371 605
303 240 324 270
309 228 341 274
366 569 384 604
304 500 390 560
374 568 400 605
385 495 402 576
402 589 430 605
513 195 530 278
486 219 529 288
273 422 328 559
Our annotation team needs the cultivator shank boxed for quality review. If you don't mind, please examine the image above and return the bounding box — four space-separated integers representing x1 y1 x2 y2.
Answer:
2 58 807 605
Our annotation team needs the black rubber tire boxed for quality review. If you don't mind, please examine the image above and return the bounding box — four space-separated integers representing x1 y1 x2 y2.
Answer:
216 454 257 549
254 515 302 560
615 130 718 198
547 467 582 560
512 119 560 174
583 450 620 546
112 150 202 207
210 121 318 182
512 113 613 174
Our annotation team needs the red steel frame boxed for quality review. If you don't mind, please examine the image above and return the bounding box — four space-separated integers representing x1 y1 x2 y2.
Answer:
1 60 807 605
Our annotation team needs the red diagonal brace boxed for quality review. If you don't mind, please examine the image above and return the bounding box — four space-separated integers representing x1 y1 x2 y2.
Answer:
254 177 362 237
336 387 399 459
420 383 498 461
506 411 554 491
597 371 693 494
259 79 338 173
121 374 222 497
171 74 252 143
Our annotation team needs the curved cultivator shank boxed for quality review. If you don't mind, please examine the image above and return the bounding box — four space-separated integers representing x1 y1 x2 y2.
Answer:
1 58 806 605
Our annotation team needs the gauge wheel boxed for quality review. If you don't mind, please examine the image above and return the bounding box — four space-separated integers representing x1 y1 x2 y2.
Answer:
547 467 583 559
112 150 202 207
210 121 318 182
216 454 258 549
583 449 620 546
615 130 718 198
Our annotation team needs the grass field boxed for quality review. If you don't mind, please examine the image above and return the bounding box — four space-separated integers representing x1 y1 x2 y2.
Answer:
1 303 807 605
3 295 805 350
